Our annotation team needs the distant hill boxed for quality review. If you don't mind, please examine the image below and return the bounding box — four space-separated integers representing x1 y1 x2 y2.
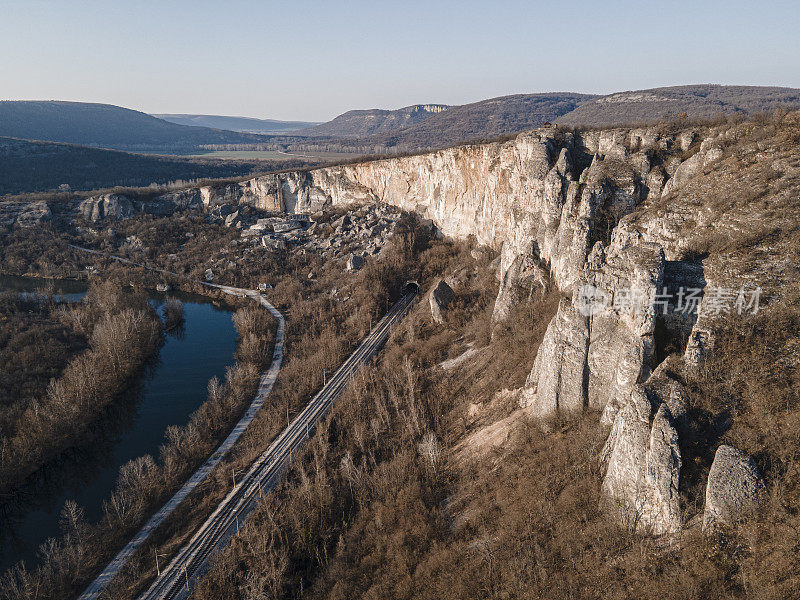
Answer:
7 87 799 163
283 94 595 153
361 93 596 150
153 113 320 134
0 137 307 196
0 102 274 152
297 104 449 138
283 86 800 153
555 85 800 127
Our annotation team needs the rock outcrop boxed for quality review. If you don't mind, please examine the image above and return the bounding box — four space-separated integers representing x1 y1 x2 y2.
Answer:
429 280 456 324
661 143 724 197
601 386 682 535
518 298 588 417
15 201 51 227
703 445 764 531
78 193 135 222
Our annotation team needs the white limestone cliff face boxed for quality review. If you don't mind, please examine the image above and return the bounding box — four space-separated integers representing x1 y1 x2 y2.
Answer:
518 298 588 417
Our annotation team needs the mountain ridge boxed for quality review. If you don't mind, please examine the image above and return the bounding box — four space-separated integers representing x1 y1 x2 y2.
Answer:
152 113 320 134
4 86 800 158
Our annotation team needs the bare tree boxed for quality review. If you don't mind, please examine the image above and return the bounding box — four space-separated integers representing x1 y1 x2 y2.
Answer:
418 430 442 475
162 298 184 331
59 500 85 538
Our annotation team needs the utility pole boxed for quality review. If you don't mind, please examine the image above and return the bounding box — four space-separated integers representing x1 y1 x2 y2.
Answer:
155 551 167 576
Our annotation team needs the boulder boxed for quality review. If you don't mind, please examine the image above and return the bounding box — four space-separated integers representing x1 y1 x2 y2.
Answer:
346 253 364 271
204 269 215 282
261 236 286 251
703 445 764 531
678 130 697 151
429 279 456 324
273 220 302 233
224 210 239 227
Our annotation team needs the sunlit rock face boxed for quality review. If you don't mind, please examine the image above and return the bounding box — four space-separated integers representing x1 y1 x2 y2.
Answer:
601 388 682 536
231 124 727 538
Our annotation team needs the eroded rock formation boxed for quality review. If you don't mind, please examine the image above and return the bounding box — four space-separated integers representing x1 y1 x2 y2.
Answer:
601 387 682 535
78 193 134 222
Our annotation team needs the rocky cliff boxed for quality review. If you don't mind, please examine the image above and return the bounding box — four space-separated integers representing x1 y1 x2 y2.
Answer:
32 114 794 536
220 118 781 535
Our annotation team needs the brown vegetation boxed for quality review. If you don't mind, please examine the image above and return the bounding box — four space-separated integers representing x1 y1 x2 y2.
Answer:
190 234 799 599
0 292 86 440
0 280 161 498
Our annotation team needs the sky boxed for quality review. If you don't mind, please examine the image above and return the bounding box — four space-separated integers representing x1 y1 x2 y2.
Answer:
1 0 799 121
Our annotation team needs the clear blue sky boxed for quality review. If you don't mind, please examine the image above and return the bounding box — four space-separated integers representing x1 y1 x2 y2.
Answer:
1 0 798 121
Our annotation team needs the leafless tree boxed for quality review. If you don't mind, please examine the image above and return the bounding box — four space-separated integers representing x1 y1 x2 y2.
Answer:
418 430 442 475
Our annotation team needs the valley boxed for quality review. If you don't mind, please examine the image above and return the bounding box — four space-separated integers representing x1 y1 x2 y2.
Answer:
4 0 799 596
1 107 800 600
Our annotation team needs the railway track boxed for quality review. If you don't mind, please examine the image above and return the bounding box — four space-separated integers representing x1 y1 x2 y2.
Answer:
138 284 418 600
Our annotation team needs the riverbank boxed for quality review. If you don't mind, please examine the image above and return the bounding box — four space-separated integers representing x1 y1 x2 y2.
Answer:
0 271 279 600
0 273 264 573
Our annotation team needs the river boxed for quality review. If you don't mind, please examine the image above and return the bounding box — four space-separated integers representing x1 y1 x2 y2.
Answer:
0 276 238 573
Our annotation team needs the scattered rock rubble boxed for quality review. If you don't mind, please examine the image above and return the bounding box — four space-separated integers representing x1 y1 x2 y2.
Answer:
236 202 400 262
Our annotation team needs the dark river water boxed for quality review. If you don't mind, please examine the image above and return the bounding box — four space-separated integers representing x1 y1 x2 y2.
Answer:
0 276 237 573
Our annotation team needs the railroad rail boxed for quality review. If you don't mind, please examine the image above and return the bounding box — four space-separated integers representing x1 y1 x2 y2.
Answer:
138 283 418 600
